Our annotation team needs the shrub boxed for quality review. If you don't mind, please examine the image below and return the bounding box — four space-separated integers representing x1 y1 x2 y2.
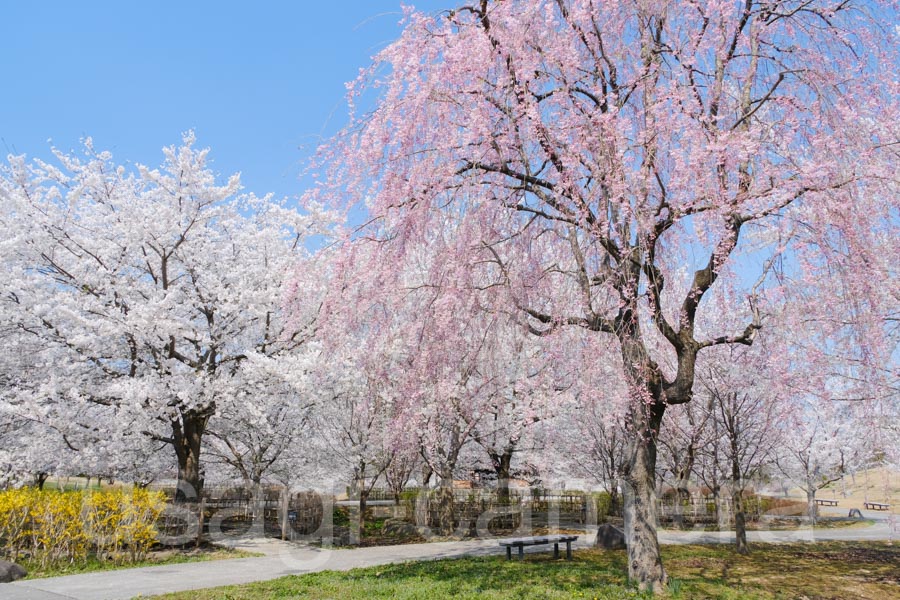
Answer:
592 491 613 521
758 496 809 517
0 486 31 560
332 506 351 527
399 489 422 521
85 488 165 562
0 487 166 568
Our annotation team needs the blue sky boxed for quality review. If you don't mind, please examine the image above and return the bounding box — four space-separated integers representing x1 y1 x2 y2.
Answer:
0 1 448 201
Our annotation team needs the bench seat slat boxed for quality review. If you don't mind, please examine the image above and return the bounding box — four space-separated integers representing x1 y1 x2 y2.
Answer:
499 535 578 547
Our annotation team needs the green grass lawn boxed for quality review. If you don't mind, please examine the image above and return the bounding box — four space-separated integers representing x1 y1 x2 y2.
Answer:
153 542 899 599
23 546 261 579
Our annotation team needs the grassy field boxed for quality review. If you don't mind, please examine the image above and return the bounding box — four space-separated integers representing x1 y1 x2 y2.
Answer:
801 467 897 511
154 542 899 600
23 545 260 579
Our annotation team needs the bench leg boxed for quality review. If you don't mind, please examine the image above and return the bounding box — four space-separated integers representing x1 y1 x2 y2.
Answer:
506 546 511 560
554 543 559 559
566 541 572 560
518 545 524 560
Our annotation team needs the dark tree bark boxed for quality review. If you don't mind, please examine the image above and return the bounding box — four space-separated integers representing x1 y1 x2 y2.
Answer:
490 448 514 505
355 460 369 537
420 461 433 488
616 318 671 590
430 453 460 536
621 395 667 591
731 460 749 554
172 406 213 503
433 478 456 536
34 472 49 490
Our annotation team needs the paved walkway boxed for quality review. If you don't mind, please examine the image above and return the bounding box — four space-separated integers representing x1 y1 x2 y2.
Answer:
2 517 895 600
0 538 507 600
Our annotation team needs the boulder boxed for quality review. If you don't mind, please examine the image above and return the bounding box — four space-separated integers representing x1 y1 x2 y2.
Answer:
383 518 419 537
0 560 27 583
595 524 626 550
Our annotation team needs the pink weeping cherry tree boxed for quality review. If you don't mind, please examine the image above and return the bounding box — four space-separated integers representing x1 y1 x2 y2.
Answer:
304 0 899 590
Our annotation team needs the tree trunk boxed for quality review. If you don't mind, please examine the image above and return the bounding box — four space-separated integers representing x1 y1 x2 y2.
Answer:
673 450 694 529
615 322 669 593
492 449 513 505
621 401 667 593
730 439 749 554
280 487 290 541
172 407 212 503
249 478 265 537
358 486 369 539
732 486 748 554
608 486 620 518
433 468 455 536
806 487 818 526
714 488 730 531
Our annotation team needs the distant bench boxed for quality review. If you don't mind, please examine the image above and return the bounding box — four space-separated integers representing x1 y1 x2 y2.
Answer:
863 502 891 511
499 535 578 560
816 499 839 506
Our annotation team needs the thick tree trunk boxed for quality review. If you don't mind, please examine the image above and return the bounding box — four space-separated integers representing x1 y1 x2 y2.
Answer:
806 487 818 526
621 402 667 593
431 465 456 536
491 449 515 529
433 485 455 536
676 487 692 529
421 464 433 488
615 320 670 593
172 407 212 503
249 478 265 537
492 449 513 505
34 472 49 490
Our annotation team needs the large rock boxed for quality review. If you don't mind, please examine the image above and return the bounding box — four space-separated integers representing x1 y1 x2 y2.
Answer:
383 518 419 537
0 560 27 583
595 524 626 550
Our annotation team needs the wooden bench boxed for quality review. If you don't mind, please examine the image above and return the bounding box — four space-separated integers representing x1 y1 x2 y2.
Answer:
816 499 839 506
863 502 891 511
499 535 578 560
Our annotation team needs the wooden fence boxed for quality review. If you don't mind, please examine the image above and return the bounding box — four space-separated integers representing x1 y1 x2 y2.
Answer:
156 487 328 544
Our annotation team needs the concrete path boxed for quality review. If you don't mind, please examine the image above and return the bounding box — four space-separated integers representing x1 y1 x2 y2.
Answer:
0 538 508 600
2 516 895 600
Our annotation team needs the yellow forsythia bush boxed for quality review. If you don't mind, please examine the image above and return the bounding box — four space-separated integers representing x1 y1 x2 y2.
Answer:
29 488 90 567
0 487 32 560
0 487 166 567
